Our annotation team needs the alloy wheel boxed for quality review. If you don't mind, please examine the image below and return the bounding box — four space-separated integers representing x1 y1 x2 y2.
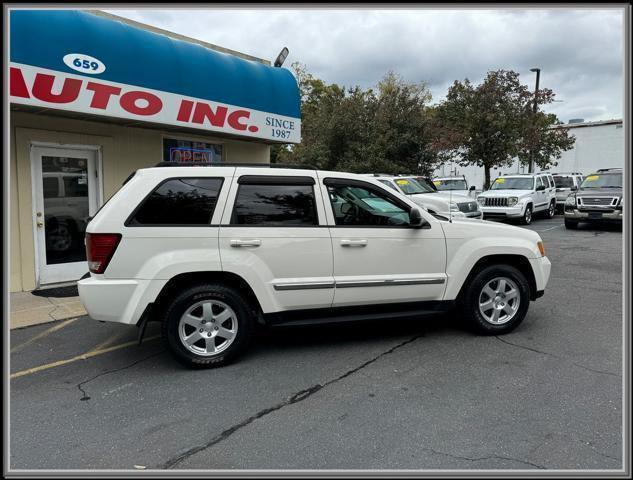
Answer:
478 277 521 325
178 300 238 356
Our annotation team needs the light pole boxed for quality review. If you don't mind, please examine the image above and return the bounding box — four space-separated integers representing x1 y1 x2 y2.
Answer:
528 67 541 173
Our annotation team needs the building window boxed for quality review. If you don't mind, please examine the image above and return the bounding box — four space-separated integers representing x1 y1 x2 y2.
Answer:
128 178 224 226
163 138 223 163
230 184 318 226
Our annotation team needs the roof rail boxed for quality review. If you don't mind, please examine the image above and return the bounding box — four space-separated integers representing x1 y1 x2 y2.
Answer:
152 162 317 170
595 167 622 172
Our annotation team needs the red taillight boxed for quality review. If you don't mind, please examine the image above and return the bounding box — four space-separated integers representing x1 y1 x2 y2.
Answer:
86 233 122 274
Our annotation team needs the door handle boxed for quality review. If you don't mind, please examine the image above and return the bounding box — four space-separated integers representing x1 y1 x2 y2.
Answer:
340 239 368 247
230 239 261 248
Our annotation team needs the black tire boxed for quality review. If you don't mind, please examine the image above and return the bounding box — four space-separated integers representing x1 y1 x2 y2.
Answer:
546 201 556 219
460 264 531 335
519 205 533 225
564 218 579 230
161 283 255 368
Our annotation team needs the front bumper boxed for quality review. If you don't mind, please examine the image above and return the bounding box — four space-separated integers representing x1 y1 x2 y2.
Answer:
480 204 526 218
529 256 552 295
564 207 622 223
78 276 168 325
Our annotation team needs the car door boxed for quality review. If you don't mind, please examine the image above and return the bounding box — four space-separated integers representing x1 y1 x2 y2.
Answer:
534 177 548 211
319 175 447 308
219 169 334 313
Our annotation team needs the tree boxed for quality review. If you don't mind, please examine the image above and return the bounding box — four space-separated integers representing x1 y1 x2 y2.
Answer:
432 70 575 189
516 87 575 171
276 63 438 175
433 70 531 189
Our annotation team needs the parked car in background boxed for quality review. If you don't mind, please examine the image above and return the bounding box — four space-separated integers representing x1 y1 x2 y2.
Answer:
432 175 477 197
79 163 551 368
552 172 585 213
564 168 623 229
368 174 482 219
477 172 556 225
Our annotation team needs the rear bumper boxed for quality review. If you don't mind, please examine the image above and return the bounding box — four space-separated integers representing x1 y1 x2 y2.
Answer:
78 276 167 325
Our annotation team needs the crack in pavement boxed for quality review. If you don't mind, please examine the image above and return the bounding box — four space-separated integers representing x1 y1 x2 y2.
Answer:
421 446 546 469
77 350 165 401
494 337 619 377
160 334 424 469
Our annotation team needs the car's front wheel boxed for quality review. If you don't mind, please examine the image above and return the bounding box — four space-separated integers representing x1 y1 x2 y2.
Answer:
161 283 255 368
519 205 533 225
461 264 531 335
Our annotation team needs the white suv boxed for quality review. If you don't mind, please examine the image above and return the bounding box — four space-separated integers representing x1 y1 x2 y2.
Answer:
79 164 551 368
369 175 482 219
477 172 557 225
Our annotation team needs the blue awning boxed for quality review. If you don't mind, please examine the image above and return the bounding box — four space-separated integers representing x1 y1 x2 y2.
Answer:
10 10 301 142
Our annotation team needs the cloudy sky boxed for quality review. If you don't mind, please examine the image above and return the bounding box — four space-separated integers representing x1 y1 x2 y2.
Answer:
106 7 624 123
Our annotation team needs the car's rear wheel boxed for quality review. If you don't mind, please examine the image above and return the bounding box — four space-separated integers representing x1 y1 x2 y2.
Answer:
546 201 556 219
161 283 255 368
461 264 531 335
564 218 579 229
519 205 532 225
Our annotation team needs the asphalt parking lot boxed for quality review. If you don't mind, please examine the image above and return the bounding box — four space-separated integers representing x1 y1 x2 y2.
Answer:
10 216 623 471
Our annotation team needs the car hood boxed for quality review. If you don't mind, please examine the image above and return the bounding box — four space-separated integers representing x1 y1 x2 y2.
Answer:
479 189 533 198
436 189 471 197
417 191 473 203
576 187 623 198
440 216 542 244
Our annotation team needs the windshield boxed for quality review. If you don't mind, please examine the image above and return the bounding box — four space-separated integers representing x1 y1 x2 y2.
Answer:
434 179 467 191
581 173 622 189
490 177 534 190
394 177 435 194
553 176 574 188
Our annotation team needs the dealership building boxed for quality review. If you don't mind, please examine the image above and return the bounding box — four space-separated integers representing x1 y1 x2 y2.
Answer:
9 10 301 292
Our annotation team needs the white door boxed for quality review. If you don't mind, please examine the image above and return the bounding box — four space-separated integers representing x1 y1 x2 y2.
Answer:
320 177 447 308
535 177 549 211
219 168 334 313
31 146 100 286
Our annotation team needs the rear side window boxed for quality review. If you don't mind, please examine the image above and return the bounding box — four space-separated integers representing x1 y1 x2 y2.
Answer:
128 177 223 226
553 176 573 188
230 182 318 226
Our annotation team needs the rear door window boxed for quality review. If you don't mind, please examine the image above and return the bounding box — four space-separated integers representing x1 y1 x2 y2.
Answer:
127 177 224 226
230 177 318 226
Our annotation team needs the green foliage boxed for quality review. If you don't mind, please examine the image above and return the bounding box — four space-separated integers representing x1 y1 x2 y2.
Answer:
432 70 574 189
276 63 439 176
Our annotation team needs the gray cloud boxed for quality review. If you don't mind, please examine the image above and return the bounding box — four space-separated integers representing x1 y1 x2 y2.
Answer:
105 7 624 123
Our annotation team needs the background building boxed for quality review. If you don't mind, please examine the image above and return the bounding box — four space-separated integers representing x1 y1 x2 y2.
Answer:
433 119 624 189
9 9 301 292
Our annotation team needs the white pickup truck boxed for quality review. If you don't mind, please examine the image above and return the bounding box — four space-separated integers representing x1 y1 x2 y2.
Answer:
79 164 551 368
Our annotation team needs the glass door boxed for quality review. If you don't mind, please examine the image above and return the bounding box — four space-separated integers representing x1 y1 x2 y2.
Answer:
31 146 100 286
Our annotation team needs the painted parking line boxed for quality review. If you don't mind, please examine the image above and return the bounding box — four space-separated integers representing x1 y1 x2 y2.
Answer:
10 318 79 354
535 224 565 232
10 335 161 379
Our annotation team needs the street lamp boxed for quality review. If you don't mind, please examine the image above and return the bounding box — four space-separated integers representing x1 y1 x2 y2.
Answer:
528 68 541 173
274 47 289 67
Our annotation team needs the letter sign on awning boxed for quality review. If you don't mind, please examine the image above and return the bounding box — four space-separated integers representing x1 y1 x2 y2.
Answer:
10 10 301 144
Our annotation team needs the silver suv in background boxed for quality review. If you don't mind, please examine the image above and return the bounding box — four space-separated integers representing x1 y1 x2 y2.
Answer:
552 172 585 213
369 175 482 219
564 168 623 229
432 175 477 197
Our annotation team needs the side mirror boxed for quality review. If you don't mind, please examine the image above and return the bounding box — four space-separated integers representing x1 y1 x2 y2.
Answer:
469 185 476 191
571 185 578 191
536 185 545 191
409 207 430 229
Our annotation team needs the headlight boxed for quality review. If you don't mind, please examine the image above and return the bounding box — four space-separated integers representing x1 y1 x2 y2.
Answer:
565 195 576 205
449 202 460 211
477 197 486 205
507 197 519 207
